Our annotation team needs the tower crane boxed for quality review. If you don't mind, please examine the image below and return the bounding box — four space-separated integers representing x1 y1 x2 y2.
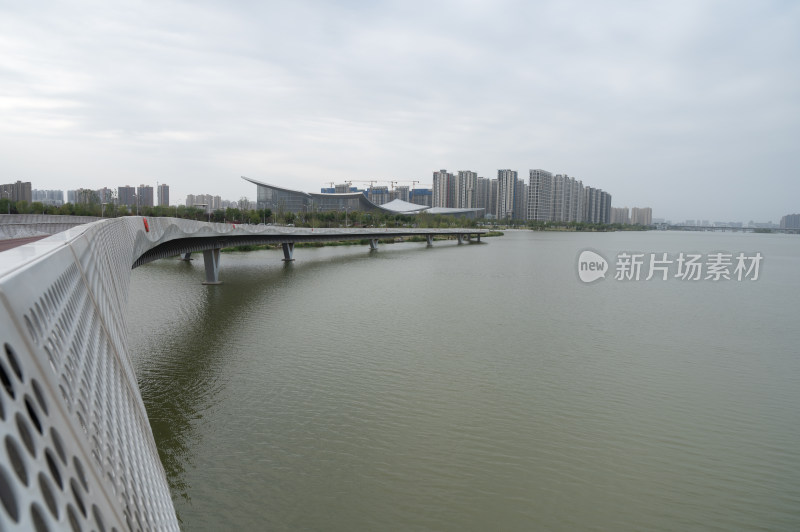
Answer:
321 179 428 191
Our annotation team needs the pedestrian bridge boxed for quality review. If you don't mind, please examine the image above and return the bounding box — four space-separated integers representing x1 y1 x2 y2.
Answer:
0 216 485 531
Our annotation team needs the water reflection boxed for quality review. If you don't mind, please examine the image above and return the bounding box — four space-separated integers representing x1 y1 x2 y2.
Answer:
132 258 295 511
130 244 440 514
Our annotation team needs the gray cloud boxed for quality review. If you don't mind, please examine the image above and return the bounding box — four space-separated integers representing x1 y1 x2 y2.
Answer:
1 0 798 221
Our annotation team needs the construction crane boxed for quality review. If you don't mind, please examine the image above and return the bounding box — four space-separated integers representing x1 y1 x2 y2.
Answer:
333 180 377 191
322 179 428 191
390 180 423 190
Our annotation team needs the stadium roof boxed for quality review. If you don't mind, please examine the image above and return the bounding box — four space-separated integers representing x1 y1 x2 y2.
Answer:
378 199 430 214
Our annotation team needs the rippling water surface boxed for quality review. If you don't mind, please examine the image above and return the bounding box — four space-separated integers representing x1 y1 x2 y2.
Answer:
127 231 800 531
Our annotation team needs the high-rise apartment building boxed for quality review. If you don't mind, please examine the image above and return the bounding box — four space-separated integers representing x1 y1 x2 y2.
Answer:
457 171 477 209
433 169 454 208
157 183 169 206
409 188 432 207
551 175 566 222
496 169 517 220
137 185 154 208
584 188 595 223
118 186 136 207
514 180 528 222
96 188 114 204
601 192 612 224
394 186 410 202
32 190 64 206
780 213 800 229
368 186 390 205
611 207 630 224
582 187 612 224
475 177 490 214
73 189 98 204
187 194 222 212
570 178 585 222
552 174 583 222
0 181 32 203
630 207 652 226
527 169 553 221
428 166 616 223
489 179 498 217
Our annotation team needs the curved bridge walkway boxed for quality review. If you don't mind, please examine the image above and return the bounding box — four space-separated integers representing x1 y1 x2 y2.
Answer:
0 216 485 531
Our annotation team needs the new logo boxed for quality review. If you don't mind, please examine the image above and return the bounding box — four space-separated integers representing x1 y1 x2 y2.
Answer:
577 250 608 283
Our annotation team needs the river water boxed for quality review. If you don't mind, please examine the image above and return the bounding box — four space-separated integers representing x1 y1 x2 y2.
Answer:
127 230 800 531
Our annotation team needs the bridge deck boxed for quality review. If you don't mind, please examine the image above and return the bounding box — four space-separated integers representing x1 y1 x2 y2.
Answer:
0 216 485 531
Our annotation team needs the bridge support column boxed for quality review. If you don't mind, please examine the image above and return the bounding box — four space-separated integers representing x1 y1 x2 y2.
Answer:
426 235 433 247
457 234 464 244
180 252 192 261
476 234 480 242
201 248 222 285
282 242 295 261
369 239 379 251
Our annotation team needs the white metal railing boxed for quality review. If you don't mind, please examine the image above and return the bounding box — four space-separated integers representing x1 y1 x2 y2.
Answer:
0 217 179 531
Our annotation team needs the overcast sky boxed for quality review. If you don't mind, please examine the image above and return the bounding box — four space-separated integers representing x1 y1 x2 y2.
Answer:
1 0 798 222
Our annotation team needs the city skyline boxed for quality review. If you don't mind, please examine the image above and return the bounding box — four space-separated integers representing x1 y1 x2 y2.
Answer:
6 175 796 226
6 177 794 226
1 0 798 222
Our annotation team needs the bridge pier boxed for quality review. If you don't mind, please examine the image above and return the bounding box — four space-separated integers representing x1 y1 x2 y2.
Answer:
369 238 379 251
476 234 480 242
426 235 433 247
282 242 295 261
457 234 464 244
180 252 192 261
202 248 222 285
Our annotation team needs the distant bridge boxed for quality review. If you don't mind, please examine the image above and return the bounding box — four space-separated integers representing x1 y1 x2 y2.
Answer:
664 225 799 234
0 216 485 531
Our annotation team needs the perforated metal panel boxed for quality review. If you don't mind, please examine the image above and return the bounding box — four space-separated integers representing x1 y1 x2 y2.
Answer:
0 218 179 531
